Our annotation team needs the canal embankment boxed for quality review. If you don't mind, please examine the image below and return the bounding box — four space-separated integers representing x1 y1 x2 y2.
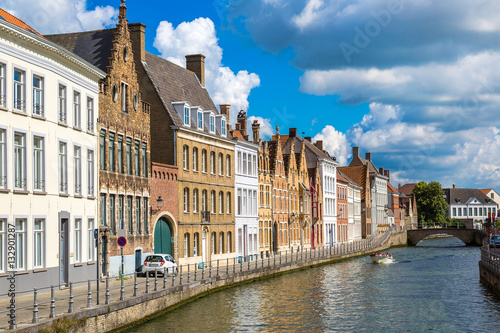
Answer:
7 230 407 333
479 241 500 297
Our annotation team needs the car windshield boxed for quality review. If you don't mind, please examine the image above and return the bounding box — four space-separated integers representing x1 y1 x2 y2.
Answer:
146 255 164 262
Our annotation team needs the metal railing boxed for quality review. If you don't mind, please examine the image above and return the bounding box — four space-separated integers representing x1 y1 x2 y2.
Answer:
481 238 500 276
0 229 401 329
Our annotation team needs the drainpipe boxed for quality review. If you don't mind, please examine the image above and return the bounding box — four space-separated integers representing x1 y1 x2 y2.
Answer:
172 128 177 166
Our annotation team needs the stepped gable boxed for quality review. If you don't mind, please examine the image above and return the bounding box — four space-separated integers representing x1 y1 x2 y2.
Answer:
0 8 43 37
46 29 115 73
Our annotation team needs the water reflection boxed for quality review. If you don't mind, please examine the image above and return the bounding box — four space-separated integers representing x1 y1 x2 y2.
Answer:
125 238 500 332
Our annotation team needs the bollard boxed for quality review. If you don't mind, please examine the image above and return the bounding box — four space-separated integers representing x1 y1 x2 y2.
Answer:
134 272 138 297
187 264 191 284
217 259 220 277
49 285 56 318
146 273 150 293
240 258 243 272
155 269 159 291
248 257 250 271
68 283 74 313
32 288 39 323
227 258 229 275
233 259 236 274
195 264 198 281
202 263 205 280
106 276 111 304
209 261 212 278
172 269 176 287
87 280 93 308
180 265 183 285
163 268 167 289
268 254 271 267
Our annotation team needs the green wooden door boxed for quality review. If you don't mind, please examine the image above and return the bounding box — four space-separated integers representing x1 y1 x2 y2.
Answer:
154 218 172 254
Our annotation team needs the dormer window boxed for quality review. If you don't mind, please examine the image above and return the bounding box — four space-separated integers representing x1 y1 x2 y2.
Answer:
221 119 226 136
184 107 190 126
198 111 203 129
210 116 215 133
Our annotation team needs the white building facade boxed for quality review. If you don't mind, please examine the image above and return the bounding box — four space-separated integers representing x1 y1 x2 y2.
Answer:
347 182 362 241
0 17 104 291
322 159 338 246
234 140 259 260
371 174 389 235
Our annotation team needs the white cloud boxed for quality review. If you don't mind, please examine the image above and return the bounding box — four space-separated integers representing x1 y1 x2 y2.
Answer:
153 18 260 125
313 125 350 165
248 116 274 139
0 0 118 34
292 0 324 30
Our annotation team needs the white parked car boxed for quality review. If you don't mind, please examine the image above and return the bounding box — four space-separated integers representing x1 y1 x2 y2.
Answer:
143 254 178 276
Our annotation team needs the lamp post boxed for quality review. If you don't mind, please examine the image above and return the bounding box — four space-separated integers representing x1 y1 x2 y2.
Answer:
157 196 163 211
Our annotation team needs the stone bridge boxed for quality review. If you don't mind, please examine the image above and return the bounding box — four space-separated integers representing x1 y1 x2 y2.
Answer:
407 228 487 246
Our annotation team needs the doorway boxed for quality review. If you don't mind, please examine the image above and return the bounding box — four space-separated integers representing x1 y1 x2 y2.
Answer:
59 217 69 286
272 222 278 253
154 217 172 254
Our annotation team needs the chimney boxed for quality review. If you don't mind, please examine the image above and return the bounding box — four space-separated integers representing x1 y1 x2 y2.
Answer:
305 137 312 142
315 140 323 151
252 120 260 144
219 104 231 130
129 23 147 63
289 128 297 137
237 110 247 137
185 54 206 87
353 147 359 158
365 152 372 161
453 184 456 189
379 167 384 175
384 169 390 180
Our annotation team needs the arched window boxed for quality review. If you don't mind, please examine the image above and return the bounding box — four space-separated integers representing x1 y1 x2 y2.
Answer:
202 149 207 172
226 155 231 176
183 188 189 213
226 192 231 214
211 232 216 255
183 145 189 170
193 189 198 213
218 153 223 175
210 151 215 174
211 190 216 213
193 147 198 171
184 233 190 257
219 191 224 214
202 190 207 212
227 231 232 253
194 232 199 257
219 232 224 254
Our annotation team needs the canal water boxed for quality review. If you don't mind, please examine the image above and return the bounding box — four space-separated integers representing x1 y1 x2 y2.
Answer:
125 238 500 332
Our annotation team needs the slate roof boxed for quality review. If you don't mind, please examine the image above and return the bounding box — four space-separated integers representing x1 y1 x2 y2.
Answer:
45 29 116 73
398 183 416 196
443 188 494 205
0 8 43 37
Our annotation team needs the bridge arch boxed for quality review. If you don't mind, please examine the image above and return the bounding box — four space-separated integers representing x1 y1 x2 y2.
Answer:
407 228 486 246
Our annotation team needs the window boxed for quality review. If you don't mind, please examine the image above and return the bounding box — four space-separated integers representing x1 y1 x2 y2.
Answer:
202 150 207 172
227 232 231 253
87 219 94 261
211 232 215 255
184 188 189 213
474 207 478 216
110 195 116 234
0 219 4 272
136 197 141 234
479 207 483 216
0 129 5 188
75 218 81 263
218 153 223 175
219 191 223 214
14 132 26 190
243 190 247 215
210 151 215 174
0 64 5 107
100 194 106 226
58 84 66 123
109 133 115 172
253 191 257 215
15 218 26 270
87 97 94 132
243 153 247 175
59 141 67 193
248 155 252 176
127 196 133 234
210 116 215 133
184 233 189 257
194 233 199 256
126 138 132 175
14 69 25 111
226 155 230 177
253 155 257 176
237 152 241 174
453 208 456 217
221 119 226 136
99 130 105 170
73 91 81 128
74 146 81 195
118 195 124 228
202 190 207 212
143 198 148 234
469 208 472 216
142 142 147 177
219 232 224 254
33 136 44 191
227 192 231 214
87 150 94 196
121 82 128 112
193 189 198 213
134 140 140 176
211 191 216 213
33 218 44 268
193 148 198 171
32 76 43 116
184 107 190 125
183 145 189 170
117 135 123 173
458 207 462 217
197 112 203 129
237 189 242 216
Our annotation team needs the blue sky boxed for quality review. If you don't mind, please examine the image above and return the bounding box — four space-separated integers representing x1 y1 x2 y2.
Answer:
3 0 499 193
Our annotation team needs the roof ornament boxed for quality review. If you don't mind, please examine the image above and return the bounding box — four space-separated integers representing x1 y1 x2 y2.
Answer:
276 125 280 133
121 0 125 3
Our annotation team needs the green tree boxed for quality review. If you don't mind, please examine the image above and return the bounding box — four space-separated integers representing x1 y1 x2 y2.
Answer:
412 181 449 227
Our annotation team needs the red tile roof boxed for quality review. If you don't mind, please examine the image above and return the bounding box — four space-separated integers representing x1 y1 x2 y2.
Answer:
231 130 245 140
0 8 43 37
398 183 416 196
480 189 492 195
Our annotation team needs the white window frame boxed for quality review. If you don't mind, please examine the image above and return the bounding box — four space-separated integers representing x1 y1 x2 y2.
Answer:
211 190 216 214
218 153 223 175
73 91 81 129
219 191 223 214
87 97 94 132
183 145 189 170
0 63 5 107
192 147 198 171
14 69 25 111
87 149 94 197
221 119 226 136
33 135 44 191
0 129 5 189
88 218 95 261
0 218 5 272
193 189 198 213
210 151 215 174
184 188 189 213
32 75 43 117
184 107 190 126
59 141 68 193
202 150 207 173
197 111 203 129
14 217 26 270
74 145 82 195
33 217 45 268
14 132 26 190
226 155 230 177
58 84 67 123
74 218 81 263
210 115 215 133
227 192 231 214
219 232 223 254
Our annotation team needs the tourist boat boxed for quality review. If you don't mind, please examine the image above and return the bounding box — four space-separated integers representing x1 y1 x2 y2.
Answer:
370 252 394 264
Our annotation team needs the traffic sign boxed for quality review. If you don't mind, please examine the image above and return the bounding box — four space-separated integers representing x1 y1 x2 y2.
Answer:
117 237 127 247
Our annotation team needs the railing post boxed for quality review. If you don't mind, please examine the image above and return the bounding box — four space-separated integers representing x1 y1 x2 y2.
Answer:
233 258 236 273
248 258 250 271
187 264 191 284
227 258 229 275
180 265 183 285
49 285 56 318
284 250 287 264
164 268 168 289
68 283 74 313
195 263 198 281
134 272 138 296
240 258 243 272
209 261 212 278
172 269 176 287
202 262 206 280
146 273 150 293
105 276 111 304
154 269 159 291
255 256 258 269
32 288 39 323
87 280 93 308
217 259 220 276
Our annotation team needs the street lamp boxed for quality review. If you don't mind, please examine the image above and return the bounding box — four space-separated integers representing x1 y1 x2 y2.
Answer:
157 196 163 210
